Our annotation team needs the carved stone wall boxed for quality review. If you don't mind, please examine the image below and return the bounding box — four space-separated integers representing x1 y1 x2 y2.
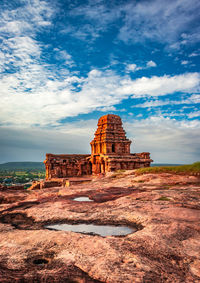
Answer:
44 154 91 179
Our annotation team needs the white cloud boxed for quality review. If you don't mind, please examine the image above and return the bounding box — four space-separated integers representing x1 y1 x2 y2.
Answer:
59 0 199 48
65 1 120 41
146 60 157 67
0 69 199 127
118 0 200 47
133 94 200 108
125 116 200 163
188 111 200 118
189 51 200 57
125 60 156 73
1 36 41 70
97 106 116 112
54 49 74 66
181 60 189 65
0 0 56 83
0 0 53 36
118 73 199 97
0 1 199 129
126 64 137 72
0 20 31 35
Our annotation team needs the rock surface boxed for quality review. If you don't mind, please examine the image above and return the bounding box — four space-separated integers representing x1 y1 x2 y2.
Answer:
0 171 200 282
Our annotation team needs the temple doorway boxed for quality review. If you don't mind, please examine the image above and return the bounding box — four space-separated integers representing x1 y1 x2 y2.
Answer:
101 160 105 174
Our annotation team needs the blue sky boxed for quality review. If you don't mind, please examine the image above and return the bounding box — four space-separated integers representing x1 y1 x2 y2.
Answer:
0 0 200 163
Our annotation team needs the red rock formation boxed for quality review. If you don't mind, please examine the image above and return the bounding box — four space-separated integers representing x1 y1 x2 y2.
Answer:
44 114 153 179
1 172 200 282
0 184 25 191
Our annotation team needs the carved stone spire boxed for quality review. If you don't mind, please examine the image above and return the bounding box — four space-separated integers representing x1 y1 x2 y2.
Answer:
90 114 131 155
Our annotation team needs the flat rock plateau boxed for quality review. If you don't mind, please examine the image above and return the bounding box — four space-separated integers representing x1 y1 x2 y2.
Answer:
0 171 200 283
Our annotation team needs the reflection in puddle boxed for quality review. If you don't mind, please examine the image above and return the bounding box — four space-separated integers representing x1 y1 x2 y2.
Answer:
46 223 136 236
73 197 93 202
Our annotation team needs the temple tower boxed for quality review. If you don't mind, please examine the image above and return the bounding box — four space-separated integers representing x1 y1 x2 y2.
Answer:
90 114 131 155
90 114 141 174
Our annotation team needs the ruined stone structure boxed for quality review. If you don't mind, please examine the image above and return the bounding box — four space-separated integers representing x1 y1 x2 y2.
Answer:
44 154 91 179
44 114 152 179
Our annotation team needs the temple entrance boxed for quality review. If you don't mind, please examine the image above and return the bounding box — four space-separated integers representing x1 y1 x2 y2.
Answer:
101 160 105 174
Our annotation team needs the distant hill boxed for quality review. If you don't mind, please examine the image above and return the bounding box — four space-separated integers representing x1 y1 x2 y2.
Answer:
151 163 184 167
0 162 45 170
0 162 184 170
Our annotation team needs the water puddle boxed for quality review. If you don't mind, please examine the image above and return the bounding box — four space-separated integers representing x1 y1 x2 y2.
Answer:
33 258 49 265
73 197 93 202
46 223 136 236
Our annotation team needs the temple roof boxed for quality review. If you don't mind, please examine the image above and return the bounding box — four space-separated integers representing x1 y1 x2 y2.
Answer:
97 114 122 125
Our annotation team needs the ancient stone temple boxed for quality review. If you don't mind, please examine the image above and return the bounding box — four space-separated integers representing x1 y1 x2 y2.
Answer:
44 114 152 179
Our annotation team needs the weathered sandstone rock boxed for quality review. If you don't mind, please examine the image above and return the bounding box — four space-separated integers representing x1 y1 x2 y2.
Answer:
0 171 199 282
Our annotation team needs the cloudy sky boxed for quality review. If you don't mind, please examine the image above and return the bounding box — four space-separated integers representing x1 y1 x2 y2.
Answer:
0 0 200 164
